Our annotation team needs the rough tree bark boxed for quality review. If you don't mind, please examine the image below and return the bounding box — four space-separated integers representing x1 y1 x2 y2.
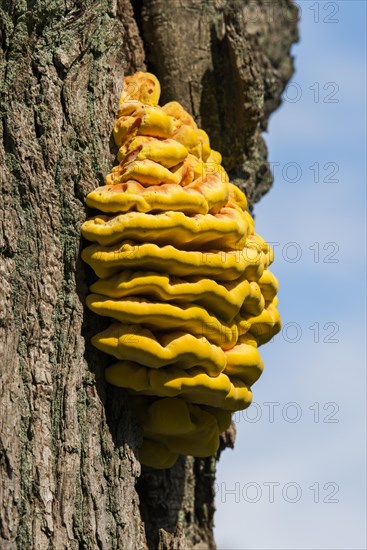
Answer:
0 1 298 548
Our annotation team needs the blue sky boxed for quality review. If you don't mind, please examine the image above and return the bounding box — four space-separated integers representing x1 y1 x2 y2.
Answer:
215 2 366 548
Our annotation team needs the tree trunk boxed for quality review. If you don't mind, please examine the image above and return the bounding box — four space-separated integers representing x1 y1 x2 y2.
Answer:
0 1 298 548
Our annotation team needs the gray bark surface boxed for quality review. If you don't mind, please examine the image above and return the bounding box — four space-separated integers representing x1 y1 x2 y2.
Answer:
0 1 298 548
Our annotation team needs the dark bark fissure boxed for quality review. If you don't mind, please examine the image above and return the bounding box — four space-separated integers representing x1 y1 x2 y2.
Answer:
0 1 298 549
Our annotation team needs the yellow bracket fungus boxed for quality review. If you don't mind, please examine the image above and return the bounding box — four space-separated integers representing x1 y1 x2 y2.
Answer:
85 181 210 215
92 323 226 376
105 361 252 410
89 271 260 323
140 398 229 458
86 295 238 350
81 71 282 468
121 138 188 168
82 239 270 280
81 208 249 249
107 159 181 186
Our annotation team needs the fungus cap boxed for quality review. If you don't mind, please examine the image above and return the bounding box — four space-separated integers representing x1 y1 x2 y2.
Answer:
120 71 161 105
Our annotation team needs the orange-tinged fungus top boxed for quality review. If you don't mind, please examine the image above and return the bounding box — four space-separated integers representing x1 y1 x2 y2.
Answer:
120 72 161 106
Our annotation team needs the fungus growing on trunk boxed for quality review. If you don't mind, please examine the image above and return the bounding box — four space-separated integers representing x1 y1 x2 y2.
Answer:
81 71 281 468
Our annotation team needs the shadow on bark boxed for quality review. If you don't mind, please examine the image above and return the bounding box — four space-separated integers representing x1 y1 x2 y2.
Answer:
137 459 187 549
137 455 217 550
76 242 143 459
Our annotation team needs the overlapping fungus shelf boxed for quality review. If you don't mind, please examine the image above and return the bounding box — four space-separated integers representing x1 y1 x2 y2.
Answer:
81 72 281 469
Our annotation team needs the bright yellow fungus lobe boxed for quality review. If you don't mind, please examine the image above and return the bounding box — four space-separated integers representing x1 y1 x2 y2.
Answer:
86 295 239 350
162 101 197 128
105 362 252 410
141 398 225 457
82 240 271 280
86 181 210 215
107 159 181 186
172 125 200 152
81 207 249 249
138 106 174 138
237 297 282 346
122 138 188 168
92 323 226 376
81 72 281 468
89 271 260 322
224 338 264 386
